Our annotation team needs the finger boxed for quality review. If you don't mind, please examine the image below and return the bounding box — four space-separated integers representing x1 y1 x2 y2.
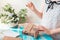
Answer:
26 2 30 6
29 2 33 6
45 30 51 34
26 4 28 7
26 3 30 7
41 26 49 31
34 32 39 38
30 2 33 6
26 2 33 7
37 26 44 30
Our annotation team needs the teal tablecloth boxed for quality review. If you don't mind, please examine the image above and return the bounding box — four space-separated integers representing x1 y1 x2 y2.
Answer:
11 26 53 40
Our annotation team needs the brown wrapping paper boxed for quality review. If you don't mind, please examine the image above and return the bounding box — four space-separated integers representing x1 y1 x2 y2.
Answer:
3 36 22 40
23 23 39 38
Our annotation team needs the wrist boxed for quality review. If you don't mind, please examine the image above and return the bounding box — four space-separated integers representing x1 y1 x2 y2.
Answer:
50 29 56 34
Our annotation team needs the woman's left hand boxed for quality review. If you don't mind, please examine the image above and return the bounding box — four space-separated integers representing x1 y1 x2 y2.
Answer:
37 25 53 35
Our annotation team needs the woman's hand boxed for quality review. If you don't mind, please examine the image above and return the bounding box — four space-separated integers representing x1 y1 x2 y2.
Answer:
26 2 43 18
37 25 53 35
26 2 36 11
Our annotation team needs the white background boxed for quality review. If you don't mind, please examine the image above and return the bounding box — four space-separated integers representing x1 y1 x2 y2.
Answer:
0 0 44 28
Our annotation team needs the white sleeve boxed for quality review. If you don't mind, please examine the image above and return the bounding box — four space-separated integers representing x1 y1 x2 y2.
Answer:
55 14 60 28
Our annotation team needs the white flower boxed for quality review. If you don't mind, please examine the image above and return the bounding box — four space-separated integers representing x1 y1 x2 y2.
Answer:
21 15 24 17
16 17 19 20
8 13 13 17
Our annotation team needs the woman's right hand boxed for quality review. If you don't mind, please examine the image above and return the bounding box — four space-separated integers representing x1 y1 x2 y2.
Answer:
26 2 36 11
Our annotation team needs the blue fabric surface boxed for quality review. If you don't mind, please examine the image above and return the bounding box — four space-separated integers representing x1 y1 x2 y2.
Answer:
11 26 53 40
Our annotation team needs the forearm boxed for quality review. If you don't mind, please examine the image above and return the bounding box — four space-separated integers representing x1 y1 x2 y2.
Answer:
33 8 43 19
51 28 60 34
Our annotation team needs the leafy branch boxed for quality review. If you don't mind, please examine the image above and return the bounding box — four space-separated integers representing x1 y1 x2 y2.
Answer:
0 4 27 24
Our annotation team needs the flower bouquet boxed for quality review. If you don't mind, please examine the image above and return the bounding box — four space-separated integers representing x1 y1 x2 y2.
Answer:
0 4 27 24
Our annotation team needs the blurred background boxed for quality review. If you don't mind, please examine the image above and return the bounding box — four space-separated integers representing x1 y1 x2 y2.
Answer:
0 0 44 25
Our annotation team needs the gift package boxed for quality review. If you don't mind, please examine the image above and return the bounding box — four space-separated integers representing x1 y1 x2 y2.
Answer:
23 23 39 38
